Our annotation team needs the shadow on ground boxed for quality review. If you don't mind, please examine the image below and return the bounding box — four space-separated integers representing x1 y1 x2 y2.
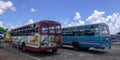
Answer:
62 47 107 54
22 50 59 58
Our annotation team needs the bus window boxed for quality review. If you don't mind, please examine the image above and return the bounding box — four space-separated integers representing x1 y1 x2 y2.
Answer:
56 25 61 33
84 25 95 36
42 28 48 33
85 30 95 36
42 24 48 33
94 25 99 35
49 26 55 33
101 25 109 34
75 30 85 36
63 31 74 36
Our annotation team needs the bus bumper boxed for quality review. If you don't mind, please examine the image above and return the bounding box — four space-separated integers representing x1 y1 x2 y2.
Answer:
25 45 60 51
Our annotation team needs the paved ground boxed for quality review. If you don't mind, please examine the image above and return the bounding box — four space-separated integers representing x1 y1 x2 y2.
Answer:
0 48 38 60
25 44 120 60
0 40 120 60
0 40 37 60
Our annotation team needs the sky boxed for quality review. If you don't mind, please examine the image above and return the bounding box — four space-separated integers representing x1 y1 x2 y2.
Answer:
0 0 120 34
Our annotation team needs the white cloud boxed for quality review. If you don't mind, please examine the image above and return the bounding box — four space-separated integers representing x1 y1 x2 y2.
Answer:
30 8 36 12
0 23 17 29
10 25 20 29
87 10 105 24
0 9 3 15
0 1 13 9
26 19 34 25
0 8 120 34
11 25 15 29
10 7 16 11
0 19 34 30
63 12 85 27
87 10 120 34
74 12 81 20
0 21 3 27
0 0 16 15
63 10 120 34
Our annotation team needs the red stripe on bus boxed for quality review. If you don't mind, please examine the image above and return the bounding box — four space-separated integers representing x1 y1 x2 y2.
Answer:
25 45 60 51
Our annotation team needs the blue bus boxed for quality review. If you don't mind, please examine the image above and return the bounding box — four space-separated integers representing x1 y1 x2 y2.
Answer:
62 23 111 50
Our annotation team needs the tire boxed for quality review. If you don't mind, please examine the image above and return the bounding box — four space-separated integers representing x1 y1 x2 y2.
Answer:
72 42 80 51
52 49 57 53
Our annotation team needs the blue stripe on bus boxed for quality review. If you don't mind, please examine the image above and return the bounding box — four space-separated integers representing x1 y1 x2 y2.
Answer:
63 40 101 43
63 36 102 43
63 36 101 40
62 43 104 48
62 36 111 48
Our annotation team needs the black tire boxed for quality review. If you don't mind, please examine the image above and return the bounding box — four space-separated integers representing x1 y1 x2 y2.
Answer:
52 49 57 53
72 42 80 51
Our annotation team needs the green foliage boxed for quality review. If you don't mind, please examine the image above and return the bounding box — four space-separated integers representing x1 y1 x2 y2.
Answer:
0 27 7 32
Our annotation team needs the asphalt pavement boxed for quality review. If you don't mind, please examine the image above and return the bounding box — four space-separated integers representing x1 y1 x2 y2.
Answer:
0 39 120 60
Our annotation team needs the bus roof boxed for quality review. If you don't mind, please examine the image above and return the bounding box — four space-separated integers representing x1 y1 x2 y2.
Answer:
62 23 108 29
39 20 61 25
11 20 61 30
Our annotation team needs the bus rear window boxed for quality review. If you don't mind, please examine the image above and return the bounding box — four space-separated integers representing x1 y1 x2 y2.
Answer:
56 25 61 33
42 24 48 33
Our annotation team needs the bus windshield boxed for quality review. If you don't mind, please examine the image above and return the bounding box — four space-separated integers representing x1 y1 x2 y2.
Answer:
41 24 61 34
101 25 110 34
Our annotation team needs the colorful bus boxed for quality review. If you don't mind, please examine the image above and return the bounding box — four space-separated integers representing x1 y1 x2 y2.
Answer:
62 23 111 50
10 20 61 52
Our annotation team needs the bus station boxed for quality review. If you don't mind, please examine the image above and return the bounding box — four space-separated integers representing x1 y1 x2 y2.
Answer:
0 20 120 60
0 0 120 60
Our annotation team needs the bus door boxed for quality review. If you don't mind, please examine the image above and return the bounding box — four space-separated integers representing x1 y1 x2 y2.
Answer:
101 24 111 48
40 24 49 47
40 23 57 47
48 24 59 47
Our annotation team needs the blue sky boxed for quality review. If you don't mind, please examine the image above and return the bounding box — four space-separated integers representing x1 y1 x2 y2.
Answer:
0 0 120 34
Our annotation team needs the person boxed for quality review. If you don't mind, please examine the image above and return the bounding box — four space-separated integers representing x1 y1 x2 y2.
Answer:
9 39 12 47
17 39 21 52
9 38 12 44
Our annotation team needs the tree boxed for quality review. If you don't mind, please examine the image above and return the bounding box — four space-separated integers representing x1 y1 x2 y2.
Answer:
0 27 7 32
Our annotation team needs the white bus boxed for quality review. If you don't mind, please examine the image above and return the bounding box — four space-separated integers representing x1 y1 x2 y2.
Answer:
11 20 61 52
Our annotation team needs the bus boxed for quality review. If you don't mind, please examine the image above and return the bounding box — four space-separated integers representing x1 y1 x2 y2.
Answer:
10 20 61 52
62 23 111 50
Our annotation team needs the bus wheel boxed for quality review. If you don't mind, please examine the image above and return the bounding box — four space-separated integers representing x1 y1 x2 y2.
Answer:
72 42 79 51
52 49 57 53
